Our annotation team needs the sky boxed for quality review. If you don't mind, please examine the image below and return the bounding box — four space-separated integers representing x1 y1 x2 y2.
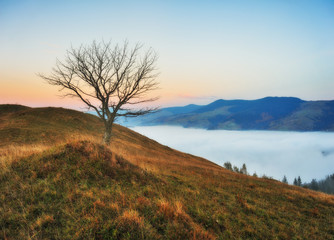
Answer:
1 0 334 109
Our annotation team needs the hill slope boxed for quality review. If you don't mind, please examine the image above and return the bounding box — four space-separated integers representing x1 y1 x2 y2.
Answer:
122 97 334 131
1 105 334 239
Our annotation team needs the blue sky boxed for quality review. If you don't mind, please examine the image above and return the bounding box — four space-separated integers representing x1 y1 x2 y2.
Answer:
0 0 333 107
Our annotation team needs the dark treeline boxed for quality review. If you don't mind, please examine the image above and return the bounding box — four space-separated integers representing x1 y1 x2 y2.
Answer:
224 162 334 195
302 174 334 195
282 174 334 195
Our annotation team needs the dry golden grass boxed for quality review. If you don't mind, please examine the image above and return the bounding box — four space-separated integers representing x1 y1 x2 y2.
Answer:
1 105 334 239
0 144 48 170
109 124 226 177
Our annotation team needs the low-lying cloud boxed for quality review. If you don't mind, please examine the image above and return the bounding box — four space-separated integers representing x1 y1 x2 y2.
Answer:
131 126 334 183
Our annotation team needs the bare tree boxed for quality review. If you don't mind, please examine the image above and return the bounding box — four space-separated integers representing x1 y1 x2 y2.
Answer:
39 40 159 144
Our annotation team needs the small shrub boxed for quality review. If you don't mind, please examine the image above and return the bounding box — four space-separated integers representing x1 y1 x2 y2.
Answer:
115 209 157 239
157 199 174 220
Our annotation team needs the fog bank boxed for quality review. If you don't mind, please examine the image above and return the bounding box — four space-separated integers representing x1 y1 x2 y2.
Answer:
131 126 334 183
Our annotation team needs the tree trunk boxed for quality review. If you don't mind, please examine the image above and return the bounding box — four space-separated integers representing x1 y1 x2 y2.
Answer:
103 124 113 145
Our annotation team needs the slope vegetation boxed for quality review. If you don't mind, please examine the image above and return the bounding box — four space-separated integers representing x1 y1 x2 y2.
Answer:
0 104 103 146
1 105 334 239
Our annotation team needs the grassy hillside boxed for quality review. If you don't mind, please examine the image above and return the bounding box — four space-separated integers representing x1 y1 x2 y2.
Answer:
0 104 103 146
1 105 334 239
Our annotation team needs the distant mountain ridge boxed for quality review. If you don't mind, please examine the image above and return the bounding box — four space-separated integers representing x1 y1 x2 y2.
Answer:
120 97 334 131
